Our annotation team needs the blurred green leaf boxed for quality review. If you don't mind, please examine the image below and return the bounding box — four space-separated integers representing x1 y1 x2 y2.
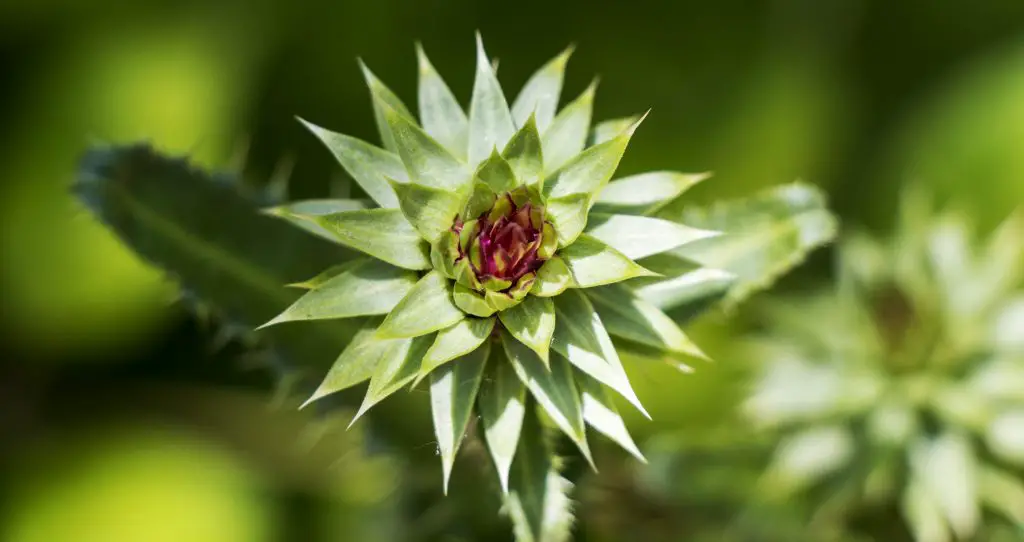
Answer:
662 182 837 306
505 404 574 542
75 145 358 366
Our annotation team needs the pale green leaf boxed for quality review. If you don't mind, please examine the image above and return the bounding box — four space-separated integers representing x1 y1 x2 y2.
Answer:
359 60 415 155
378 271 466 338
430 342 489 493
503 115 544 185
663 182 838 306
977 465 1024 525
389 179 466 243
505 403 574 542
479 355 527 493
261 259 418 327
302 317 395 406
588 116 638 146
531 257 573 297
551 289 648 417
298 118 406 208
476 150 519 193
632 253 736 317
499 295 556 364
586 283 705 359
350 333 434 423
541 81 596 174
543 113 644 199
987 411 1024 466
308 208 430 270
468 34 516 166
416 44 469 160
382 100 471 191
576 371 645 461
764 425 855 496
585 213 719 260
287 262 354 290
593 171 711 216
501 333 592 463
545 194 590 247
911 434 980 539
510 46 572 132
263 198 373 242
419 316 496 378
560 234 657 288
902 481 951 542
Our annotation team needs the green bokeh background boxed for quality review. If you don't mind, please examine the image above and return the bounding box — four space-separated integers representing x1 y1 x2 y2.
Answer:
1 1 1022 540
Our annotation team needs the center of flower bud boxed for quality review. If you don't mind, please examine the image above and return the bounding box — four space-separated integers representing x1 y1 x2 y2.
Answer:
431 185 558 316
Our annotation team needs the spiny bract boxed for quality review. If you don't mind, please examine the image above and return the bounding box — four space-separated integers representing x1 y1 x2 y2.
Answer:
260 34 720 494
745 188 1024 541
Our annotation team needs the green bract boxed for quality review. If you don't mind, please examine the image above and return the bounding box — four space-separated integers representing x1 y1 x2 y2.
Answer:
745 187 1024 541
260 34 717 498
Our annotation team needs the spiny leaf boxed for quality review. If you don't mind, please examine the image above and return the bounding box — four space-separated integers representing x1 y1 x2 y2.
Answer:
416 43 469 160
499 295 556 364
501 334 592 464
576 371 645 462
430 342 489 493
560 234 658 288
350 333 434 424
550 289 648 418
479 354 527 493
510 45 573 132
260 258 418 327
377 271 465 338
382 99 471 191
419 316 496 379
303 317 389 405
632 253 736 318
503 114 544 185
263 198 373 242
587 116 638 146
298 118 405 208
593 171 711 216
545 194 590 247
308 208 431 270
359 60 415 155
541 80 596 174
661 182 838 306
911 433 980 539
74 145 359 370
389 179 466 243
504 402 575 542
585 213 719 260
543 112 645 200
586 283 706 359
468 33 516 166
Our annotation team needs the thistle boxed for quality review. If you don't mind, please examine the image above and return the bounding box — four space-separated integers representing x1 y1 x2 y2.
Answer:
745 188 1024 541
258 34 726 505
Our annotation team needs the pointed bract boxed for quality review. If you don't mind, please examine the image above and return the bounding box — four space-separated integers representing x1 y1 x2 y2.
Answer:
298 118 405 208
416 43 470 160
360 60 415 154
431 342 489 493
389 178 466 243
377 271 465 338
419 316 496 380
577 371 646 461
542 80 596 174
560 234 658 288
468 34 517 166
503 114 545 186
511 45 573 132
351 333 434 425
381 100 471 191
479 356 527 493
310 208 431 270
585 213 720 260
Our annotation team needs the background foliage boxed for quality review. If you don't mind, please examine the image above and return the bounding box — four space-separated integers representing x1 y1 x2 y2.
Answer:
2 1 1023 541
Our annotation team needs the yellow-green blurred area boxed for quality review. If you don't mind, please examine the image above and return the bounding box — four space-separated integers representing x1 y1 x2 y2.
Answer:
1 0 1023 541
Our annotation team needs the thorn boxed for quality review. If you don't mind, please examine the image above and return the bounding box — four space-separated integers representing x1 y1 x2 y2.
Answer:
625 110 651 137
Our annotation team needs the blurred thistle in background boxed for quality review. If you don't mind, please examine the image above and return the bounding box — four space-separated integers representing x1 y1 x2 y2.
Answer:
2 0 1024 541
744 189 1024 541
